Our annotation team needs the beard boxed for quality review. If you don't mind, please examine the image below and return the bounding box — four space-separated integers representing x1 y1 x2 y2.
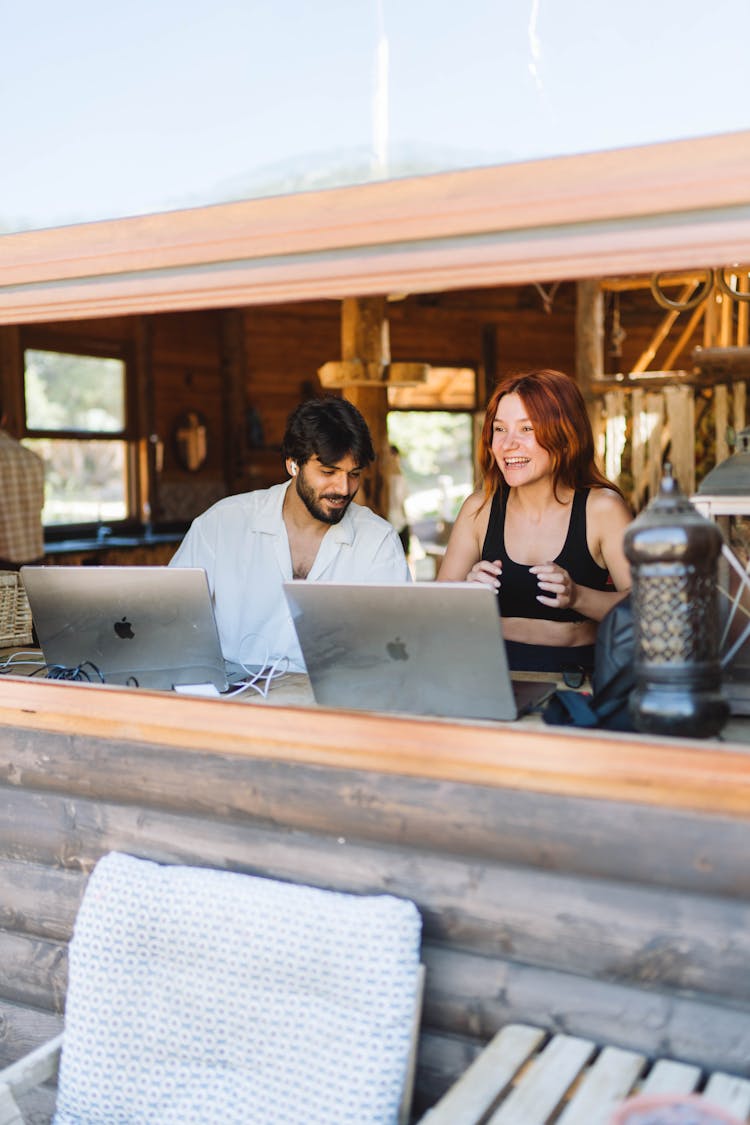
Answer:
295 473 354 525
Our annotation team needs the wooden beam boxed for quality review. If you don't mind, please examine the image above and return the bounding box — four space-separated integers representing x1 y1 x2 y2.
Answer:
133 317 156 523
0 327 23 435
662 300 706 371
575 280 605 463
590 372 692 393
340 297 389 516
602 273 712 292
692 346 750 379
3 133 750 323
631 282 698 373
219 309 248 492
317 360 429 388
590 364 750 392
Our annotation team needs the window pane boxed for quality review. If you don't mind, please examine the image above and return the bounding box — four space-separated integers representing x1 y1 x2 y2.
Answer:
2 1 748 231
387 412 474 526
25 438 127 526
24 350 125 433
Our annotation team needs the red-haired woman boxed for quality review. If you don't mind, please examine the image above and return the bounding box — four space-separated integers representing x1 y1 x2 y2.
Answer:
437 369 632 673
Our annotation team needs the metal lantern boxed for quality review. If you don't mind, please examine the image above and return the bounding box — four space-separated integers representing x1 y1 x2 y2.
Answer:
691 426 750 715
624 464 729 738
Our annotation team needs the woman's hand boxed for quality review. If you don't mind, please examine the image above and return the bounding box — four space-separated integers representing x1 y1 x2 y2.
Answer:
467 559 502 590
530 562 578 609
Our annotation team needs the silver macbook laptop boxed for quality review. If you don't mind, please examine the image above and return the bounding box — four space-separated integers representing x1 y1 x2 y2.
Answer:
21 566 229 692
283 581 554 721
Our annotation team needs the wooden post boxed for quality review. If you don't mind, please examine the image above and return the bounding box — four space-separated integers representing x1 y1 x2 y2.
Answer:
575 279 606 468
340 297 390 516
704 291 730 468
0 326 24 433
735 272 749 435
134 317 157 524
219 309 248 493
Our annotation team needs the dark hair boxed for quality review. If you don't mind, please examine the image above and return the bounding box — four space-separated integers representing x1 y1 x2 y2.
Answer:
281 397 375 468
478 369 623 503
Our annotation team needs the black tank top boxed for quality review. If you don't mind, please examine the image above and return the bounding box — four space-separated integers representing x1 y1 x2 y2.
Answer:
482 488 610 623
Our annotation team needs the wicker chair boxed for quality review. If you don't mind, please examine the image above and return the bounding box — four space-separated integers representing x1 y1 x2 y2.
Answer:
0 572 33 649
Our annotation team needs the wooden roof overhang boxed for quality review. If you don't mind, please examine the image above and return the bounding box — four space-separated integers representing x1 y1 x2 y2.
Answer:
1 130 750 324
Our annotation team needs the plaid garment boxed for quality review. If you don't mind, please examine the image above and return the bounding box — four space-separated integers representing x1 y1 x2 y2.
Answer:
0 431 45 564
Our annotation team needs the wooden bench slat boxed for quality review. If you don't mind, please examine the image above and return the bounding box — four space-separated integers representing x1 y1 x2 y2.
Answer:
703 1072 750 1118
487 1034 596 1125
556 1045 647 1125
638 1058 702 1096
417 1023 546 1124
419 1021 750 1125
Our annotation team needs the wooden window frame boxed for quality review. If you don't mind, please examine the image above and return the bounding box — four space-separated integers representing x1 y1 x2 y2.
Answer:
1 130 750 788
1 130 750 325
19 331 141 535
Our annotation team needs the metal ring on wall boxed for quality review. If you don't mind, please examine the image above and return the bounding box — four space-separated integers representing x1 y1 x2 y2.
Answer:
716 266 750 302
649 270 715 311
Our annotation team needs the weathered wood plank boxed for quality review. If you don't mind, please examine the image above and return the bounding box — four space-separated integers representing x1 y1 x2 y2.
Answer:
419 1024 546 1124
2 678 750 819
6 734 750 898
487 1034 595 1125
0 935 66 1014
0 1002 62 1070
639 1058 701 1096
9 1085 55 1125
422 945 750 1077
413 1029 484 1113
0 1035 61 1100
702 1072 750 1118
2 788 750 1000
556 1046 647 1125
0 860 84 941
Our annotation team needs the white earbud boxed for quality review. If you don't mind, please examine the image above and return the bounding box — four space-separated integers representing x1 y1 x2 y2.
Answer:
291 462 298 476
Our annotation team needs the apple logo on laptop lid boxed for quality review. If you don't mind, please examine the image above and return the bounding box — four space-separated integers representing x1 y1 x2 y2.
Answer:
386 636 408 661
114 616 135 640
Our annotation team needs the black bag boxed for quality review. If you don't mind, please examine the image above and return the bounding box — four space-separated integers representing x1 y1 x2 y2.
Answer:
542 595 635 731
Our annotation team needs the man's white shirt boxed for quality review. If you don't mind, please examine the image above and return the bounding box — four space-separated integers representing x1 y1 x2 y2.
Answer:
169 480 411 672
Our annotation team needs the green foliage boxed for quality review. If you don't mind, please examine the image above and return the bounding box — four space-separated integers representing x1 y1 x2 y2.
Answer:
387 411 475 521
25 350 125 432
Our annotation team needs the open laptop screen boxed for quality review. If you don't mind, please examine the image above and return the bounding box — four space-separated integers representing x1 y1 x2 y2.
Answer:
21 565 228 692
283 581 553 721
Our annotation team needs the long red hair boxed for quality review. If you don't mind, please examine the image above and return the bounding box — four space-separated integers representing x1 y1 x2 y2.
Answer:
478 369 623 504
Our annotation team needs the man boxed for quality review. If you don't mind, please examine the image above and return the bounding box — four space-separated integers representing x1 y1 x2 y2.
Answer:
170 397 410 673
0 411 45 570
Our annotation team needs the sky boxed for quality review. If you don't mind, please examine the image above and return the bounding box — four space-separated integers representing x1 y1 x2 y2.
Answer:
2 0 749 232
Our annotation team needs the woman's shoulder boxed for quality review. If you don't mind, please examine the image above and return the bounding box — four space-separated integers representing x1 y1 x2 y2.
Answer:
585 486 632 524
456 488 492 520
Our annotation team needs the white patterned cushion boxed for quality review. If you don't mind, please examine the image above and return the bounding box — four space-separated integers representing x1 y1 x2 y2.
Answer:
54 852 422 1125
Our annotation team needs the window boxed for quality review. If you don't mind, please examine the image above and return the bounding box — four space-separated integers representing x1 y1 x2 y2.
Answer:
387 411 476 524
22 346 132 529
387 366 478 526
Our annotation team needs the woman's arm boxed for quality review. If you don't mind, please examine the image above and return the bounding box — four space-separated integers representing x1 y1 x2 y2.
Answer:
436 492 498 585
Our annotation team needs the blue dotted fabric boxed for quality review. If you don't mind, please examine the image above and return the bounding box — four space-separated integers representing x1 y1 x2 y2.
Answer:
54 852 422 1125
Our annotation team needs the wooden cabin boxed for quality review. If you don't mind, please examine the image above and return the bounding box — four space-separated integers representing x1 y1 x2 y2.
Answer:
3 6 750 1119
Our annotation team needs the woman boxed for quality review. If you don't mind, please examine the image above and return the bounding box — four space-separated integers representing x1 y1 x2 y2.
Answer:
437 369 632 673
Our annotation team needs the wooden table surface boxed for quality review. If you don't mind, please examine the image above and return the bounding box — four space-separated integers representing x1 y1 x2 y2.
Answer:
3 646 749 747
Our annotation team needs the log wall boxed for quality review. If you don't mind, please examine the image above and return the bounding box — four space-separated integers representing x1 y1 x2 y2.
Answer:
3 284 585 509
2 683 750 1120
4 281 689 530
